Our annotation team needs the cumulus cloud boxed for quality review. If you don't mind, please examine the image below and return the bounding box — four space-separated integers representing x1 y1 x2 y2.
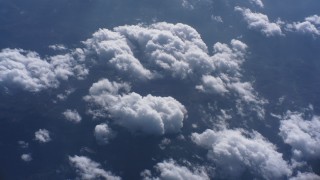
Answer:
289 172 320 180
279 111 320 159
94 123 114 145
63 109 82 123
249 0 264 8
84 29 153 80
142 159 209 180
235 7 283 36
21 153 32 162
69 155 121 180
84 78 187 135
113 22 213 79
0 48 88 92
286 15 320 36
195 39 266 117
34 129 51 143
192 128 292 179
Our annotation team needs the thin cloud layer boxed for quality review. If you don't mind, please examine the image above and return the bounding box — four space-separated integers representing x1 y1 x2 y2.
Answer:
279 111 320 159
235 7 283 37
142 159 209 180
0 48 88 92
192 128 292 179
286 15 320 36
69 155 121 180
84 78 187 135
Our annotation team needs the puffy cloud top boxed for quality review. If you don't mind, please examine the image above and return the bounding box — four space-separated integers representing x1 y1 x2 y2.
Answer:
279 111 320 159
94 123 114 145
84 79 187 135
0 48 88 92
235 7 283 37
69 155 121 180
142 159 209 180
192 128 292 179
34 129 51 143
286 15 320 36
63 109 82 123
21 154 32 162
249 0 264 8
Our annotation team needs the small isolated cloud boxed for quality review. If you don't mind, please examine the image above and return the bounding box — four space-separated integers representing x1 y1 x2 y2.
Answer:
279 111 320 159
192 128 292 179
21 153 32 162
286 15 320 36
249 0 264 8
0 48 88 92
63 109 82 123
18 141 29 148
142 159 209 180
69 155 121 180
289 172 320 180
84 78 187 135
34 129 51 143
94 123 114 145
48 44 67 51
235 7 283 36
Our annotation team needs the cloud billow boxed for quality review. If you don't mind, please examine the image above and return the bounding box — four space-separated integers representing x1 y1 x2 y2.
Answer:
84 78 187 135
192 128 292 179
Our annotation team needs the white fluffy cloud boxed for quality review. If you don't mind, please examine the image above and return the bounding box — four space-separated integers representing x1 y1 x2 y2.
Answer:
63 109 82 123
34 129 51 143
192 128 292 179
290 172 320 180
113 22 213 79
21 153 32 162
69 155 121 180
142 159 209 180
84 29 153 80
84 78 187 135
235 7 283 36
94 123 114 145
286 15 320 36
249 0 264 8
279 111 320 159
0 48 88 92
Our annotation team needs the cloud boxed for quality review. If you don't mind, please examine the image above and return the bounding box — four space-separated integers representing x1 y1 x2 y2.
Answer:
279 111 320 159
69 155 121 180
195 39 266 118
84 78 187 135
249 0 264 8
289 172 320 180
192 128 292 179
21 153 32 162
0 48 88 92
286 15 320 36
84 29 153 80
94 123 115 145
18 141 29 148
113 22 213 79
142 159 209 180
63 109 82 123
34 129 51 143
235 7 283 36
